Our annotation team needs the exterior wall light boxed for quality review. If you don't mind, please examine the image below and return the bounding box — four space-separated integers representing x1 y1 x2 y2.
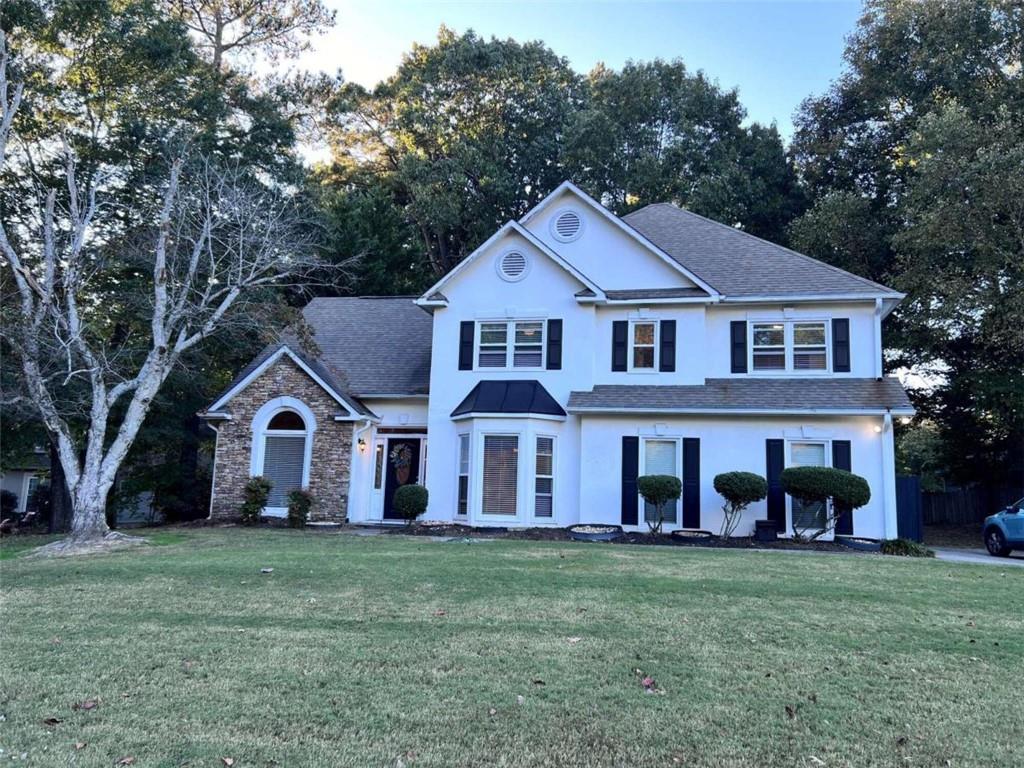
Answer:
357 437 367 453
873 425 883 433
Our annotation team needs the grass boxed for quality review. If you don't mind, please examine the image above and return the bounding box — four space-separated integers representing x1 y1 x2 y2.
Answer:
1 528 1021 767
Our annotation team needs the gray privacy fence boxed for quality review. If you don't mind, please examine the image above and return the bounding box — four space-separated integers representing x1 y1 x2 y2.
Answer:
918 484 1023 526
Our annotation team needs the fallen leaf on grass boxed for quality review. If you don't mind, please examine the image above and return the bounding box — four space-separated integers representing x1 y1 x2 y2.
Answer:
72 698 99 711
809 757 825 766
566 637 581 645
182 660 195 672
260 567 273 574
516 695 524 705
785 704 798 720
488 708 497 716
42 717 62 727
221 758 235 766
116 758 136 765
531 678 545 686
74 742 87 750
432 609 447 617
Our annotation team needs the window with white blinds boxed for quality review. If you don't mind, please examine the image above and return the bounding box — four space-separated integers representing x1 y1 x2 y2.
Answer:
457 434 470 516
482 435 518 516
643 439 678 524
263 435 306 507
534 436 554 518
476 320 544 369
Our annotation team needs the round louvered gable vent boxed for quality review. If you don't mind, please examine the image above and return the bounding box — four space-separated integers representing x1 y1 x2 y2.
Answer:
497 250 529 282
550 209 583 242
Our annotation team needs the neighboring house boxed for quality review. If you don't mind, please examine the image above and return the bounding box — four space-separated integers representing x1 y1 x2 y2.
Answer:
0 448 47 516
202 182 914 538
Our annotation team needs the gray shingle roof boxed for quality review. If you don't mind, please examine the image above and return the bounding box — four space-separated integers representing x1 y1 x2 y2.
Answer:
302 297 432 396
605 287 709 300
568 377 914 414
623 203 901 298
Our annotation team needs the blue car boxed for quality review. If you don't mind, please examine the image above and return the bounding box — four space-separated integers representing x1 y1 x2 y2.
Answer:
983 497 1024 557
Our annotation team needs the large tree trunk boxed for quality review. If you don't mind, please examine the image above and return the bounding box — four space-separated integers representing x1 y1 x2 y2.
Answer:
69 481 111 540
47 440 73 534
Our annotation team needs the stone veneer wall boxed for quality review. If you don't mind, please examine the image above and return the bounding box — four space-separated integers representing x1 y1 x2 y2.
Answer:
209 357 354 522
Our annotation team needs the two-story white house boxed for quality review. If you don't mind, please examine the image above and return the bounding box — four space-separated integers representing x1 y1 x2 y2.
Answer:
202 182 913 539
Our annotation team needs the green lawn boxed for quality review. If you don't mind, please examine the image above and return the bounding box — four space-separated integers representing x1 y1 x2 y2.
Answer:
1 529 1021 767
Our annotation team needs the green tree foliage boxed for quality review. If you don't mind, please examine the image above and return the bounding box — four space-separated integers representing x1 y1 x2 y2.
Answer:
565 60 805 243
790 0 1024 484
636 474 681 535
713 471 767 538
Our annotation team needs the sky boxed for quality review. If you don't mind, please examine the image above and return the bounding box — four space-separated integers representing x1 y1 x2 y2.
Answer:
296 0 864 142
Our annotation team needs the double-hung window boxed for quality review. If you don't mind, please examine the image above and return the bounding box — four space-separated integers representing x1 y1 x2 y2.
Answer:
477 320 544 369
790 442 829 532
482 435 518 516
534 437 554 519
629 321 657 371
456 434 470 516
641 438 679 525
751 320 829 373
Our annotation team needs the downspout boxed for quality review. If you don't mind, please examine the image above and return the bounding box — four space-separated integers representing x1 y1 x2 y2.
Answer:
880 410 898 539
205 422 220 521
873 298 884 380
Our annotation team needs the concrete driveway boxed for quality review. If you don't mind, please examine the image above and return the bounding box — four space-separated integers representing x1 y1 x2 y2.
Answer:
933 547 1024 568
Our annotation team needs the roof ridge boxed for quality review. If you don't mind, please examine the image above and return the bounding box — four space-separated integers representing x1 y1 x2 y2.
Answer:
625 203 901 296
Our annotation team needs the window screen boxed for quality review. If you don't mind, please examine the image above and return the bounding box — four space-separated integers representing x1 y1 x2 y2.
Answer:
482 435 518 516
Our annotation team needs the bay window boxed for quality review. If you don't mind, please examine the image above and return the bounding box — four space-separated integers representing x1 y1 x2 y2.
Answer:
457 434 470 516
534 436 554 518
482 435 518 516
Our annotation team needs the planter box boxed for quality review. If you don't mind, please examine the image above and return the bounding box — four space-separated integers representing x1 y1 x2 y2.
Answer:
670 529 716 542
567 524 623 542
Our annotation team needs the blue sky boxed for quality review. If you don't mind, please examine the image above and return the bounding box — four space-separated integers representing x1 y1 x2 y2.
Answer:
302 1 864 142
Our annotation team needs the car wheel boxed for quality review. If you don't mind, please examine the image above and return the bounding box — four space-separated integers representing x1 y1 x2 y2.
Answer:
985 527 1011 557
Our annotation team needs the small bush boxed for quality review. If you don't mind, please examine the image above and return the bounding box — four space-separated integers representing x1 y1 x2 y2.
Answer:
287 489 314 528
240 476 272 524
637 475 682 534
713 471 767 538
0 490 18 518
881 539 935 558
393 484 428 526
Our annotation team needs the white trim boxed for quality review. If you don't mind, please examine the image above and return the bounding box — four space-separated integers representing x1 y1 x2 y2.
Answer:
603 296 716 306
532 433 556 521
416 220 605 306
549 207 585 243
568 406 916 416
358 394 430 400
518 181 722 298
473 318 546 371
748 318 831 376
495 248 531 282
250 397 317 517
207 345 363 418
452 412 566 422
640 436 682 528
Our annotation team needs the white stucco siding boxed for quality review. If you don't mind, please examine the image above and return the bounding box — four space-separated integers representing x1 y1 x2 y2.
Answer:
592 304 708 385
522 189 695 290
705 302 880 378
577 414 895 539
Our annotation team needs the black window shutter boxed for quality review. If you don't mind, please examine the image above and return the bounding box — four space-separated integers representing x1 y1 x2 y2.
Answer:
730 321 747 373
621 436 639 526
766 439 785 527
833 440 853 535
682 437 700 528
659 319 676 372
458 321 474 371
832 318 851 372
612 321 628 372
546 319 563 370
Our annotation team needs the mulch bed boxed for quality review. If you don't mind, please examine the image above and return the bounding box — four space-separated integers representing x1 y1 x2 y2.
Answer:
373 523 867 552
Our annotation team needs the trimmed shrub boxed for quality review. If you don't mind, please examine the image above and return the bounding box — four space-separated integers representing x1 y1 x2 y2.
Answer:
240 476 272 525
393 484 429 526
881 539 935 558
637 474 682 534
713 471 767 538
781 466 871 541
287 489 314 528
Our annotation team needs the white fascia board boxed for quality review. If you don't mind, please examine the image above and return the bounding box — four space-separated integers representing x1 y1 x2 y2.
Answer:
357 393 430 400
207 346 361 418
451 412 567 422
415 221 605 304
567 406 916 417
200 412 233 420
335 413 380 422
720 293 905 305
520 181 722 299
600 296 719 306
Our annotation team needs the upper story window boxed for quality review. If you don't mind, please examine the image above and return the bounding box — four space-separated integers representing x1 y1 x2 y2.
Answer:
630 320 658 372
750 320 829 373
477 320 545 369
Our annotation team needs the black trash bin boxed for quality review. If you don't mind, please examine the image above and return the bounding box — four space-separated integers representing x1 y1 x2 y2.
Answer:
754 519 778 543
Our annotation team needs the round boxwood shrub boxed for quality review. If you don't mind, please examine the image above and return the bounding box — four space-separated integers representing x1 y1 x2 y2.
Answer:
287 489 314 528
240 476 272 525
636 474 682 534
713 471 767 538
781 466 871 509
393 484 429 526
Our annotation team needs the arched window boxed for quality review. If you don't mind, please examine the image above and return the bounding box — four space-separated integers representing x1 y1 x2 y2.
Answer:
250 398 317 516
